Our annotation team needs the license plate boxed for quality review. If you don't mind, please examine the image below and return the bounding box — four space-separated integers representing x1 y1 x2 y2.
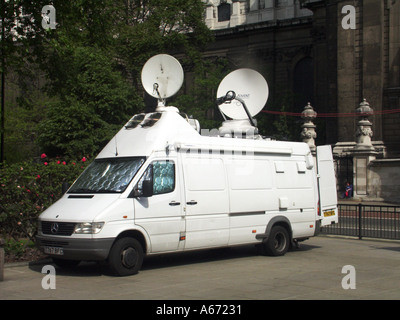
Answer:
324 210 335 217
44 246 64 255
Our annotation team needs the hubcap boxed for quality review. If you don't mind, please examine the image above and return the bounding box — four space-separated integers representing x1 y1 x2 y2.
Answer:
121 247 138 268
274 232 286 251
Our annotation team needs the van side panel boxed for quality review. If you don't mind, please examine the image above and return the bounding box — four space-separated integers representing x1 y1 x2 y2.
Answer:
273 159 317 238
182 156 230 249
226 158 273 244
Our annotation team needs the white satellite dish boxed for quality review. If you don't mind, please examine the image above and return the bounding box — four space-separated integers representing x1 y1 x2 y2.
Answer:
217 68 269 120
141 54 184 102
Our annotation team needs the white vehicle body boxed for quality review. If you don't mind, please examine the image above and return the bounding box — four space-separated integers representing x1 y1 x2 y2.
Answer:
36 107 338 276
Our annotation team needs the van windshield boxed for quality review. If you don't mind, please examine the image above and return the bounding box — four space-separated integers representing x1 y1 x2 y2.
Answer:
68 157 146 194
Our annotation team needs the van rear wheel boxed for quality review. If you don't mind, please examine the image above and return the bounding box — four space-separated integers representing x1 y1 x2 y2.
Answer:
108 237 143 276
263 226 290 256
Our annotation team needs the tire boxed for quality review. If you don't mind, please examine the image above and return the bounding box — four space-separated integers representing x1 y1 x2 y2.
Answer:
52 258 80 269
262 226 290 256
108 237 143 276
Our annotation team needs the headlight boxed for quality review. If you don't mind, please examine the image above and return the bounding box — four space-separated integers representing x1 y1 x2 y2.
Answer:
74 222 105 234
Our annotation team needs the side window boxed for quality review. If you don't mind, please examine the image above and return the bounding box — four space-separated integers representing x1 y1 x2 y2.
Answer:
153 161 175 195
137 160 175 196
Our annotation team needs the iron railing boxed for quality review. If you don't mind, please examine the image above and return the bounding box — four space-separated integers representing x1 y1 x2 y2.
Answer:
321 203 400 240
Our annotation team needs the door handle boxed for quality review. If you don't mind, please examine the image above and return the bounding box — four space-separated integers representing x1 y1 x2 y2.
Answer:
186 201 197 205
169 201 181 206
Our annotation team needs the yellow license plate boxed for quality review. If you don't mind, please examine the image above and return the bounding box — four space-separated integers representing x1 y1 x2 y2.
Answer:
324 210 335 217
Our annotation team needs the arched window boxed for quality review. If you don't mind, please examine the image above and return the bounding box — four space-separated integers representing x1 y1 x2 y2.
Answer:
293 57 314 112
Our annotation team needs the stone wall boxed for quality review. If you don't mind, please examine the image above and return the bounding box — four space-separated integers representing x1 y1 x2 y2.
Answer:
368 159 400 204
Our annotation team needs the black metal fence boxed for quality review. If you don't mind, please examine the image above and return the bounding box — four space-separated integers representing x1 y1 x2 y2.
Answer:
321 203 400 240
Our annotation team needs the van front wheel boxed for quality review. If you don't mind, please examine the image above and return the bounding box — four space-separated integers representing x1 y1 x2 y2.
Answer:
263 226 290 256
108 237 143 276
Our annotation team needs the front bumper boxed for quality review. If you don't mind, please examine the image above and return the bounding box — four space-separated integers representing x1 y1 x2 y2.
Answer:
36 235 114 261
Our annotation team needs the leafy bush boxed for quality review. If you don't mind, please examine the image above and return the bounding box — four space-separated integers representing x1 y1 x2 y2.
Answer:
0 154 90 242
4 238 32 258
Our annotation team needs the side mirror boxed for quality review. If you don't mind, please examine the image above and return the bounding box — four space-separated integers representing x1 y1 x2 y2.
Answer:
129 164 153 198
142 180 153 197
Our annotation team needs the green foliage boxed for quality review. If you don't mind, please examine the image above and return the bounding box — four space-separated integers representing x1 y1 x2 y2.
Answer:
173 57 230 129
4 238 34 258
0 155 90 241
33 0 211 158
37 45 140 157
114 0 213 77
3 0 212 162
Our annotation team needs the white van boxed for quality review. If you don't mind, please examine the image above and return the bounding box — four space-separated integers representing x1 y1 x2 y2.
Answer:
36 56 338 276
36 106 338 276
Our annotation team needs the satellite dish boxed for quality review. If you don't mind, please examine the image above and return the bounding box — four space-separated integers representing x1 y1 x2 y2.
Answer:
141 54 184 101
217 68 269 120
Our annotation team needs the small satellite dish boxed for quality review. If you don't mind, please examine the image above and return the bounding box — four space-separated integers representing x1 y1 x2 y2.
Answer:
217 68 269 120
141 54 184 101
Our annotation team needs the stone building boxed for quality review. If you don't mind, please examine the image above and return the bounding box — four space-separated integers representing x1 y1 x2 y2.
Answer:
202 0 400 202
202 0 400 155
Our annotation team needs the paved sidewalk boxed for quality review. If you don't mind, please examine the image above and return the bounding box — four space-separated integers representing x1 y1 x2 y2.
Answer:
1 236 400 300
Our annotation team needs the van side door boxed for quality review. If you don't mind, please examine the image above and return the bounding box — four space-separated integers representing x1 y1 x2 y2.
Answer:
133 158 185 252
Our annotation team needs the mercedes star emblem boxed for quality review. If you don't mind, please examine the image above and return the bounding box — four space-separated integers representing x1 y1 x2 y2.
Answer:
51 222 59 234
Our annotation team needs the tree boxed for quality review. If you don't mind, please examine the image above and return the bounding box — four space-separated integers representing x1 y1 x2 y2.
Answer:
36 0 212 158
1 0 50 163
37 45 139 157
173 56 230 130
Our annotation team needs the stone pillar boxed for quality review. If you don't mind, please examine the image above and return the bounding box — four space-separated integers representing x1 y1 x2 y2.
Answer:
354 99 375 152
353 98 377 199
205 1 215 29
301 102 317 155
231 0 242 27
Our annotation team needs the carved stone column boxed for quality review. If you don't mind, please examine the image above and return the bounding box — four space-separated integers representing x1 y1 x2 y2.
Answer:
231 0 242 27
353 98 377 199
354 99 375 152
301 102 317 155
205 1 215 29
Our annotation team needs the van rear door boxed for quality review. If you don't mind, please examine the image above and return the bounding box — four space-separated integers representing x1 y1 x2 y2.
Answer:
316 145 338 226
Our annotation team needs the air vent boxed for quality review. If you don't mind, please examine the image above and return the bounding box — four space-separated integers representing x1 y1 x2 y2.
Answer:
141 112 162 127
125 114 145 129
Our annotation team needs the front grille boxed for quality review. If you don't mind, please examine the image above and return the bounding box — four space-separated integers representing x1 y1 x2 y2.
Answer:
41 221 76 236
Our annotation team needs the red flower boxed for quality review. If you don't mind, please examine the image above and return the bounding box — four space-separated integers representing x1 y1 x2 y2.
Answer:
44 162 48 166
41 153 47 159
81 157 87 162
36 175 41 179
57 160 61 164
62 161 66 165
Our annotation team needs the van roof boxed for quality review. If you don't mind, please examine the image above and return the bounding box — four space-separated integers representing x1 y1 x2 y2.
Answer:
97 107 311 159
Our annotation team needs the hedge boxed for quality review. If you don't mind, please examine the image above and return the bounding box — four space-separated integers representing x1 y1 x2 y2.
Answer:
0 154 90 242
